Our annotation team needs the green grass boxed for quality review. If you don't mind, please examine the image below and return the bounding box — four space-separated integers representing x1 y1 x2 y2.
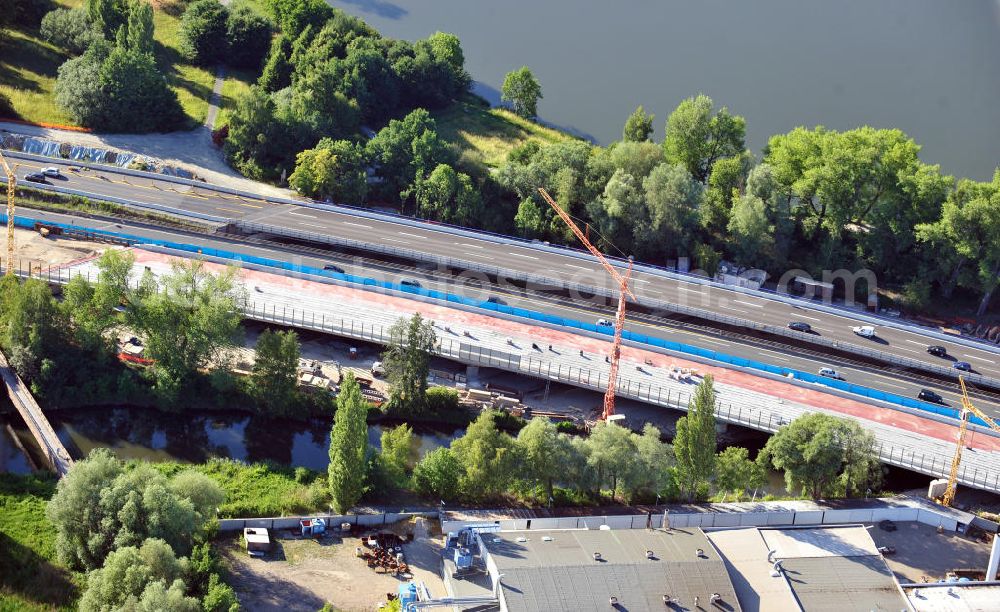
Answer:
0 473 80 611
0 0 217 129
150 459 331 518
432 93 576 171
152 5 217 128
214 68 256 129
0 29 76 126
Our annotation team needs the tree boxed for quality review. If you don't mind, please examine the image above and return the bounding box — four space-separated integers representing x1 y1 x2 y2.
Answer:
917 170 1000 315
87 0 129 39
412 447 462 502
265 0 331 38
289 139 368 203
623 105 654 142
700 153 752 232
250 329 301 415
414 163 481 225
641 163 701 258
631 424 673 500
727 193 774 268
673 374 717 501
501 66 542 118
125 0 153 54
223 86 283 180
180 0 230 65
1 278 66 382
78 538 197 612
202 573 240 612
366 108 449 204
663 94 746 182
259 35 292 92
585 421 638 501
129 260 243 404
328 373 369 513
46 449 219 571
167 470 224 525
450 412 517 501
715 446 765 501
41 8 101 54
225 2 272 69
382 313 437 415
378 424 417 488
760 413 880 500
515 418 571 502
514 198 545 238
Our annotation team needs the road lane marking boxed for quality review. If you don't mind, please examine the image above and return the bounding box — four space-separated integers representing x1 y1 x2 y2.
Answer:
757 349 791 362
460 243 484 249
790 314 822 321
675 286 701 293
508 252 539 260
735 300 765 308
966 355 996 364
893 346 921 354
288 211 317 218
566 264 593 270
343 222 372 229
215 207 243 215
296 222 326 229
399 232 422 238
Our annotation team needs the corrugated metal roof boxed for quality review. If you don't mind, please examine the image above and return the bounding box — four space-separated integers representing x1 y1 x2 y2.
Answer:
481 528 740 612
781 556 909 612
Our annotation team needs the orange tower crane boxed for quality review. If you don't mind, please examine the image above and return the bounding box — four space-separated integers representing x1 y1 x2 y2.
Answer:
940 376 1000 507
0 150 17 276
538 187 635 420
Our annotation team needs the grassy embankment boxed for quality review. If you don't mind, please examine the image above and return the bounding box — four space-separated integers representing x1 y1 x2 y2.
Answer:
0 473 80 611
431 93 576 171
0 0 216 128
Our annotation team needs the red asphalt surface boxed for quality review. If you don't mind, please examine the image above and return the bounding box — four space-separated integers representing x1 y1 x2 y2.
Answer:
131 249 1000 453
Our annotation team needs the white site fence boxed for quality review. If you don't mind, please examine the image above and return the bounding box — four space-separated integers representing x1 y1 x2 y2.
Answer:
218 511 435 532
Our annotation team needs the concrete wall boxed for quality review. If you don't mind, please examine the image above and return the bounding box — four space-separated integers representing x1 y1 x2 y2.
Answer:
218 511 436 532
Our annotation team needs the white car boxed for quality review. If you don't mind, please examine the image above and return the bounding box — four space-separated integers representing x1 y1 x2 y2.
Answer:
818 367 843 380
41 167 62 177
851 325 876 338
370 361 385 377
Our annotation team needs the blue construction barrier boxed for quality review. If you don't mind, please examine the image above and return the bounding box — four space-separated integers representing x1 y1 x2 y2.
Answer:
9 213 980 428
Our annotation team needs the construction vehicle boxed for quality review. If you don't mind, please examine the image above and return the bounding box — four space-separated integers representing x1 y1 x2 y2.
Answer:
537 187 635 421
939 376 1000 507
0 149 17 276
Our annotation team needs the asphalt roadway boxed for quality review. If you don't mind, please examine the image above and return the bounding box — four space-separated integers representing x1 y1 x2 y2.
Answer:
17 206 1000 418
9 152 1000 384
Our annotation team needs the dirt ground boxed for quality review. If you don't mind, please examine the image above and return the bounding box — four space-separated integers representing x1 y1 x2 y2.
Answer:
867 521 993 583
220 517 446 612
10 227 106 269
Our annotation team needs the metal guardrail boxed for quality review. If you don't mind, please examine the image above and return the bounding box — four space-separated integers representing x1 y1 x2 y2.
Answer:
240 220 1000 391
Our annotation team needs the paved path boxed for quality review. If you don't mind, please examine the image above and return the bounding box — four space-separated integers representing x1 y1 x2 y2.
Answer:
204 66 226 130
57 249 1000 494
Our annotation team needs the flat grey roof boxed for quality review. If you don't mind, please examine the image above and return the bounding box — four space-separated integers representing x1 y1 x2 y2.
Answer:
480 528 740 612
782 556 909 612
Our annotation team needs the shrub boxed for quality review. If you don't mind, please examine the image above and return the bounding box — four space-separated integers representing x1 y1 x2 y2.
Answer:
425 386 459 414
179 0 230 65
225 2 272 69
40 8 100 55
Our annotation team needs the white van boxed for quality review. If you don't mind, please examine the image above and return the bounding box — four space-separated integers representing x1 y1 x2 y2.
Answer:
371 361 385 377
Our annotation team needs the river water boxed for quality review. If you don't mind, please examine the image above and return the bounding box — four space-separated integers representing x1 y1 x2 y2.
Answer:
333 0 1000 180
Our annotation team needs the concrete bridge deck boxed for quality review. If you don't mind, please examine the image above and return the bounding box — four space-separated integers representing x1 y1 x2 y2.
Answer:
0 350 73 475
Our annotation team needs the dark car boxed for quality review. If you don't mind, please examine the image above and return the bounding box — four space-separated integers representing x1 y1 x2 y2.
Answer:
878 520 897 532
953 361 973 372
323 264 345 274
788 321 812 333
400 278 421 288
927 345 948 357
24 172 47 183
918 389 946 404
486 296 507 306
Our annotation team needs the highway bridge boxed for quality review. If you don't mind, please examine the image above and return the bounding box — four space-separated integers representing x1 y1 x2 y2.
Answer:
5 149 1000 388
15 207 1000 419
50 249 1000 496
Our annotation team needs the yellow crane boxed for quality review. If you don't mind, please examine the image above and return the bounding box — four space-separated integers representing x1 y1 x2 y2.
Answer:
940 376 1000 507
0 149 16 276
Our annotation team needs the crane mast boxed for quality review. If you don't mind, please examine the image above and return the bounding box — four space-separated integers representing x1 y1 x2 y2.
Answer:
941 376 1000 507
0 150 15 276
537 187 635 420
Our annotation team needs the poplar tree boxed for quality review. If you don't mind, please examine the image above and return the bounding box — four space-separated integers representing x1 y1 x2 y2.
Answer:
673 374 717 501
328 373 369 513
